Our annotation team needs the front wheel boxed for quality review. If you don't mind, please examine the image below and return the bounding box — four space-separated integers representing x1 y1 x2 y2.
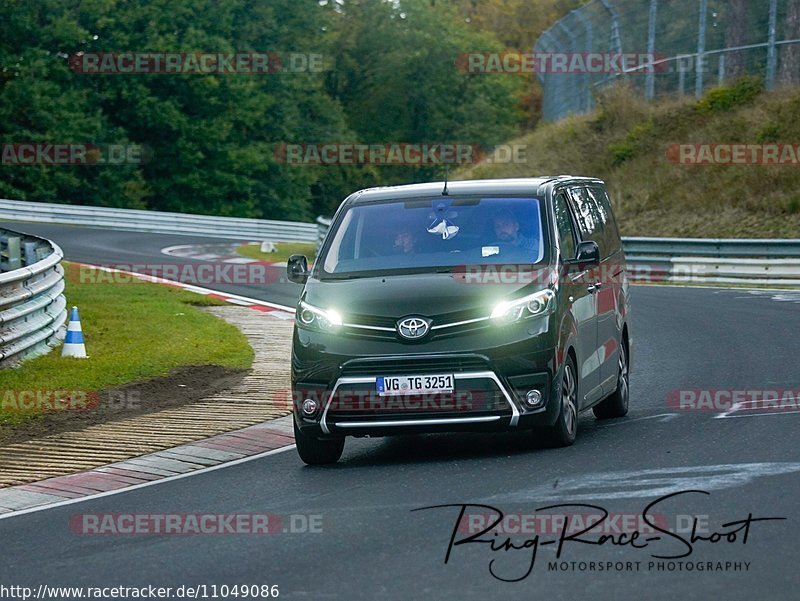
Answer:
593 340 630 419
294 419 345 465
537 356 578 447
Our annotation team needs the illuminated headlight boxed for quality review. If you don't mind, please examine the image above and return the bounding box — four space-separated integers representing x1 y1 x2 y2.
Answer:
296 301 343 331
491 289 555 324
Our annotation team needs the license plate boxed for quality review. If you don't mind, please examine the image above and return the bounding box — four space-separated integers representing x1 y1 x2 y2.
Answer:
376 374 455 396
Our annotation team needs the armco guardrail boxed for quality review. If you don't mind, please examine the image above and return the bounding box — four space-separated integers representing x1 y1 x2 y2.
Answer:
0 199 318 243
0 228 67 367
625 237 800 287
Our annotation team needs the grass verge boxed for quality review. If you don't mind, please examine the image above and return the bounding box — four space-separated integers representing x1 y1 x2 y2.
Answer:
0 262 254 427
237 242 317 263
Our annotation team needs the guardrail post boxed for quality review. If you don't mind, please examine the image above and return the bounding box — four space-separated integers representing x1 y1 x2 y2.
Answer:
2 236 22 271
24 241 37 267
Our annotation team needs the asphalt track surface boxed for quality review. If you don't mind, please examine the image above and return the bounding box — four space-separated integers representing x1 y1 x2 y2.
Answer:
0 221 303 308
1 221 799 600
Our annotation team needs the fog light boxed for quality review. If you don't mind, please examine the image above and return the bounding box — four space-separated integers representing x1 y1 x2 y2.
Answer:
524 389 543 408
301 398 318 416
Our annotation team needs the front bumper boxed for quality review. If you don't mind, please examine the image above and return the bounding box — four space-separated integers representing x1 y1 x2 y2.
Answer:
292 348 561 438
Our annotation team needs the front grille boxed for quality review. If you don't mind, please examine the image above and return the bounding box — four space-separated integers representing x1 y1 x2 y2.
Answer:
342 309 492 341
339 355 490 376
345 314 396 329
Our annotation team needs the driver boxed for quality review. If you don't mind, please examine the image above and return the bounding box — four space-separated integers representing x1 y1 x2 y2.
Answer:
493 209 536 250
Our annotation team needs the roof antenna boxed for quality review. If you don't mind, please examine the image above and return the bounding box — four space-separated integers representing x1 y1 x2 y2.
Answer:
442 164 450 196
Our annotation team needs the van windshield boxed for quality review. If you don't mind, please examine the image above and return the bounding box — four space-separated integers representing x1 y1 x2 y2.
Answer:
319 196 545 278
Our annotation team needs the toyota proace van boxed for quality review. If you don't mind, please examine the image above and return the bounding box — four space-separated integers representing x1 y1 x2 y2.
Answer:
287 177 631 464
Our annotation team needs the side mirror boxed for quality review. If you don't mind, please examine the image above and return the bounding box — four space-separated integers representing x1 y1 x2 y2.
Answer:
570 241 600 269
287 254 310 284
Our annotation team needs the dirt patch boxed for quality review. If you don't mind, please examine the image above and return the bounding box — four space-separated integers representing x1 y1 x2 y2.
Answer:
0 365 248 446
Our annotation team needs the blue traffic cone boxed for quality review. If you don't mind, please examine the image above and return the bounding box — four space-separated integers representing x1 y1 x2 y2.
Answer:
62 306 87 358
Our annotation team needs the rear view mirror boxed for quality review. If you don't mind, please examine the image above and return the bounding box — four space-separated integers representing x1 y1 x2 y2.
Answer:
287 254 310 284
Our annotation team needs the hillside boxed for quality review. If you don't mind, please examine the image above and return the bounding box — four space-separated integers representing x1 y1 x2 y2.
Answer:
458 79 800 238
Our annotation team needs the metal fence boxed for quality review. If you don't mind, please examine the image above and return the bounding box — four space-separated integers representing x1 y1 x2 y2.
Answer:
535 0 800 121
0 228 67 367
0 199 319 243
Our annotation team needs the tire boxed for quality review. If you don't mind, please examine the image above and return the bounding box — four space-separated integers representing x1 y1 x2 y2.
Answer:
538 355 578 447
294 419 345 465
593 339 630 419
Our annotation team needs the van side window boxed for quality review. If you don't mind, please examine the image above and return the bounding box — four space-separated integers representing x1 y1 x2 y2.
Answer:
591 186 622 255
554 191 577 260
567 187 602 239
569 186 615 258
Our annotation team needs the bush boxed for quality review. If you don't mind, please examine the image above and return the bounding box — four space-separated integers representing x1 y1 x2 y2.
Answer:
697 76 764 113
607 121 655 166
756 123 781 143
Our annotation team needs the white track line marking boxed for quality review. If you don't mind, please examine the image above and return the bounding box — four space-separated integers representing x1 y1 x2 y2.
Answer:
598 413 678 427
488 462 800 503
714 397 800 419
160 244 199 255
717 410 800 419
0 445 296 521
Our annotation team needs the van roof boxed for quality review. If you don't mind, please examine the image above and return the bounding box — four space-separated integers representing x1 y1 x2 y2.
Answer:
348 176 605 203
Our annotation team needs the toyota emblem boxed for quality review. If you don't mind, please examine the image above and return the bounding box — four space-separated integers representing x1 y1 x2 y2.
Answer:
396 316 431 340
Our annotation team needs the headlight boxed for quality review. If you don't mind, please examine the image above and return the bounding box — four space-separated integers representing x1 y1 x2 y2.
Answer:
491 289 555 324
296 301 343 331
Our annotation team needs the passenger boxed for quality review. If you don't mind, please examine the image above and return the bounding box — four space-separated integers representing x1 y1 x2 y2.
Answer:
393 227 416 254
